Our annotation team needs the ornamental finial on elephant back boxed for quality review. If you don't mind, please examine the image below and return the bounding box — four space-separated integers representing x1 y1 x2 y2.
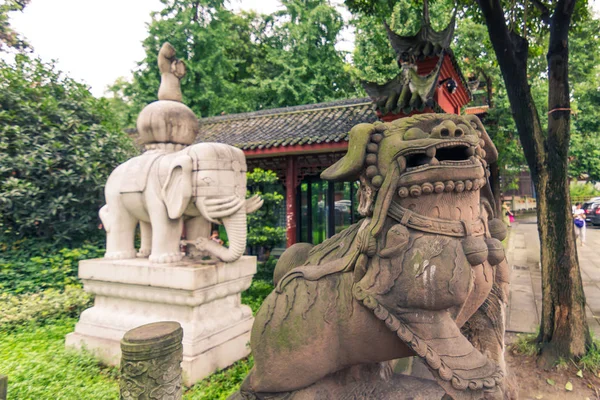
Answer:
236 113 511 400
136 43 201 149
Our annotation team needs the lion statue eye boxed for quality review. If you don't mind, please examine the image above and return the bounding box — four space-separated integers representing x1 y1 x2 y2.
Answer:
404 127 428 140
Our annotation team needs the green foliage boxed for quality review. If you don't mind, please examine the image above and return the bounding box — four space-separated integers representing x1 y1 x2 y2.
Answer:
570 182 600 200
579 339 600 373
511 332 539 357
242 279 275 314
254 256 278 282
0 0 29 52
0 54 136 246
0 275 272 399
0 286 92 332
570 16 600 182
0 319 120 400
246 169 286 258
0 241 104 294
185 356 253 399
246 0 359 108
103 77 138 130
119 0 358 120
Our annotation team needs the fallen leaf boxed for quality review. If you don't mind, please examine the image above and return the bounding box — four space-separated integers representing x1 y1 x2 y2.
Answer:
577 369 583 378
547 378 555 386
534 395 543 399
565 381 573 391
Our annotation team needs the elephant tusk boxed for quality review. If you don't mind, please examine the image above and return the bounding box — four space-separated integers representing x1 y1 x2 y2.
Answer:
204 196 238 206
206 200 245 218
198 196 245 222
196 199 221 224
245 195 264 214
205 197 243 213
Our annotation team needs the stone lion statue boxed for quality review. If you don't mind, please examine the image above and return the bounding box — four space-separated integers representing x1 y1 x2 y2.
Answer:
232 114 510 400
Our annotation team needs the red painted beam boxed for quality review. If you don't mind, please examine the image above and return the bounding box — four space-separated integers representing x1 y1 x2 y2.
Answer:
285 156 298 247
243 141 348 158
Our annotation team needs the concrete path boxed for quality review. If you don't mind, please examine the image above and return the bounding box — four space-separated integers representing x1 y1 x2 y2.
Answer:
505 215 600 336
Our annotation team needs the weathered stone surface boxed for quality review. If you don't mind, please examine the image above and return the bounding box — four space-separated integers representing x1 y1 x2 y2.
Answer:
236 114 509 400
120 321 183 400
0 374 7 400
66 256 256 386
229 364 445 400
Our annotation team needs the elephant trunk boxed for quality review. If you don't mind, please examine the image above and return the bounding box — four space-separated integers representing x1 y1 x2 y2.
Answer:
204 209 247 263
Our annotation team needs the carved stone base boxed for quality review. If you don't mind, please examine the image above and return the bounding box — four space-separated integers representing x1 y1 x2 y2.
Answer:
229 364 446 400
65 256 256 386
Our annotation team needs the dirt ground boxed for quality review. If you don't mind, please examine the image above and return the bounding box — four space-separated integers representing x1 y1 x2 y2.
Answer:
506 334 600 400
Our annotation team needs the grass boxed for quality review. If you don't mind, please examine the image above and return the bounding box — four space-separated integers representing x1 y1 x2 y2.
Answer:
0 318 120 400
511 330 600 373
184 357 254 399
0 278 274 400
511 332 539 357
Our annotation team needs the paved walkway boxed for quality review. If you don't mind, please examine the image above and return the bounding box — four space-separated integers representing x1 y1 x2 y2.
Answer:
506 215 600 336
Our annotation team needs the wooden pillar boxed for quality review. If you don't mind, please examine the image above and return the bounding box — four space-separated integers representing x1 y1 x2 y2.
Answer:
286 156 297 247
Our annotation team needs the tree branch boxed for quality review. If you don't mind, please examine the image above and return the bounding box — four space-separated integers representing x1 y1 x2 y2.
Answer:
530 0 551 25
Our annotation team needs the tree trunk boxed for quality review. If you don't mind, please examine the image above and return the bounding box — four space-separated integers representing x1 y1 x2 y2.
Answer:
489 161 502 218
537 0 591 367
477 0 590 366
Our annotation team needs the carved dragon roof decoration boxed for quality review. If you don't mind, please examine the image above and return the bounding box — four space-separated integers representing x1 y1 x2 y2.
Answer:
384 8 456 64
362 3 470 118
362 57 444 115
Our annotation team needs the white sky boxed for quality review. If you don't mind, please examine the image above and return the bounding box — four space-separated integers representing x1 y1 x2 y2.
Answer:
7 0 600 97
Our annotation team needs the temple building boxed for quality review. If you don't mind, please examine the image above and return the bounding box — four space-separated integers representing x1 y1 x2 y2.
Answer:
197 9 475 248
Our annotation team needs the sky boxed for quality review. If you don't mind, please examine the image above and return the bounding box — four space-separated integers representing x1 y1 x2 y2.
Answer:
7 1 600 97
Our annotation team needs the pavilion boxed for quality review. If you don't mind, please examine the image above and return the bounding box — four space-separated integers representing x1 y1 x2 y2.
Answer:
197 10 476 248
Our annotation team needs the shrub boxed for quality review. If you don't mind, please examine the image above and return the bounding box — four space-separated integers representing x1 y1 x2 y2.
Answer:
246 169 286 260
570 182 600 201
0 286 93 333
0 54 136 246
241 279 274 314
254 256 277 282
0 241 104 294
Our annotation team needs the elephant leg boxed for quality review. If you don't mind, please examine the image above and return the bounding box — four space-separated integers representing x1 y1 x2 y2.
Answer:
184 216 210 257
149 208 184 264
103 202 138 260
137 221 152 258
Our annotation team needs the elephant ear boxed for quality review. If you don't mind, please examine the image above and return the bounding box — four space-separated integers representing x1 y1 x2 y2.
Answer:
321 123 376 182
161 155 193 220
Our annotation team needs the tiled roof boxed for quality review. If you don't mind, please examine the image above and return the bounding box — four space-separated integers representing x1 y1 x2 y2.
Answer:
197 98 378 150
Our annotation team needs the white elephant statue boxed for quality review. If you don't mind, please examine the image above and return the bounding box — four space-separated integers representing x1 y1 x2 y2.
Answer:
99 143 263 264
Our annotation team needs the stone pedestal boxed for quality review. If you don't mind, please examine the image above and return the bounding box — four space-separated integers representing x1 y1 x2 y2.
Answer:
66 256 256 386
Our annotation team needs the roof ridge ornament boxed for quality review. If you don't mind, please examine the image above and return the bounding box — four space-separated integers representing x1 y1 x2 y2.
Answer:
385 4 457 63
157 42 186 102
136 43 200 147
